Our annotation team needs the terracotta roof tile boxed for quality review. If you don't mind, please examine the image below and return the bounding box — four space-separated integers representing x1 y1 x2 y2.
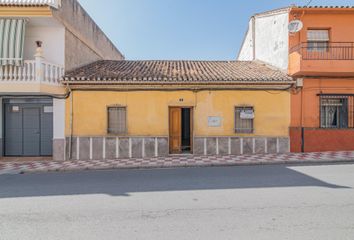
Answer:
296 5 354 8
63 60 292 84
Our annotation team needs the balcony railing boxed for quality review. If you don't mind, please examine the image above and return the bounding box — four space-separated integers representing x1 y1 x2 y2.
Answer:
290 42 354 60
0 0 61 8
0 60 64 86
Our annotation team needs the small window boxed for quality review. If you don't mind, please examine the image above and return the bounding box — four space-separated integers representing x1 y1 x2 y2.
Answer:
108 106 127 134
307 29 329 52
235 107 254 134
320 97 348 129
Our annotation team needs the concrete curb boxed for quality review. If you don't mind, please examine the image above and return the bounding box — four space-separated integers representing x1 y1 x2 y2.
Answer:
18 158 354 175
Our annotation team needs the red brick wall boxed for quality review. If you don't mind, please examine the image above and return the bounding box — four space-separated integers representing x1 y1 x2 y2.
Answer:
290 127 302 153
290 128 354 152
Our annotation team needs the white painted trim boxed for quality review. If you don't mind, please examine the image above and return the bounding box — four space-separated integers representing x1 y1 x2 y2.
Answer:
76 137 80 160
142 138 145 158
89 137 93 160
228 137 231 155
103 137 106 159
63 138 66 161
276 138 280 153
155 138 158 157
53 99 65 139
116 137 119 159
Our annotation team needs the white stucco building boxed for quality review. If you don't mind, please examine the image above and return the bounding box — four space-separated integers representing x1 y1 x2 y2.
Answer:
237 7 290 71
0 0 124 160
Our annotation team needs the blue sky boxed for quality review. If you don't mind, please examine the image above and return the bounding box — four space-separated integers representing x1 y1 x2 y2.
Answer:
78 0 354 60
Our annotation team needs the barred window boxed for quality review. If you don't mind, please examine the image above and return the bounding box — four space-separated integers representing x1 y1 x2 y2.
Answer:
320 96 350 129
108 106 127 134
235 107 254 134
307 29 329 52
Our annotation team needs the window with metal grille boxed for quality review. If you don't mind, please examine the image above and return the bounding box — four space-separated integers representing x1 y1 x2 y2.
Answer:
108 106 127 134
235 107 254 133
307 29 329 52
320 95 354 129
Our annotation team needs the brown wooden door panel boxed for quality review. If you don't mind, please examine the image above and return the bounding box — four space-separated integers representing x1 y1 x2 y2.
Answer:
169 107 181 153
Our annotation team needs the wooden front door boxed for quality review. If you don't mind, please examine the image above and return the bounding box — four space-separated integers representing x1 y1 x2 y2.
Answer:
169 107 182 153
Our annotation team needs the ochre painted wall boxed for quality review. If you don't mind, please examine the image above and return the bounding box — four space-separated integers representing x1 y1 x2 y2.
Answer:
65 90 290 137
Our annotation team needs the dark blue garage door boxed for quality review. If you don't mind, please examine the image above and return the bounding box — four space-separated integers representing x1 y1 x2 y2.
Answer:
4 98 53 157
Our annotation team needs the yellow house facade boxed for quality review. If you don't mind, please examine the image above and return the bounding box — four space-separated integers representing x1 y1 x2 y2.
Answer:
63 60 295 160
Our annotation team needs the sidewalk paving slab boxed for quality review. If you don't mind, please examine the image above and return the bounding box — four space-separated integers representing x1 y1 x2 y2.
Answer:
0 151 354 175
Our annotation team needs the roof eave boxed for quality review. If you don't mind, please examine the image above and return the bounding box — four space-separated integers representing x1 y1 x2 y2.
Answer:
61 81 296 91
61 80 295 85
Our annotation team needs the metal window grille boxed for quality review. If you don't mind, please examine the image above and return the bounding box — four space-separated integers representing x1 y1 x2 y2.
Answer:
108 107 127 134
235 107 254 134
307 29 329 52
320 95 354 129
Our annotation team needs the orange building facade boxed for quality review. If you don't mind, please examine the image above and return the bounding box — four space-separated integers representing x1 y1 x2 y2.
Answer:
238 6 354 153
289 7 354 152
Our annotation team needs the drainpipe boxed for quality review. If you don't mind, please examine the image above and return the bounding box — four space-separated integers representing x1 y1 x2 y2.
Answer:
300 88 305 153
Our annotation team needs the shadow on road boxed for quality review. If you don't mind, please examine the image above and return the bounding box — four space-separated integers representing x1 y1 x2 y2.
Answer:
0 165 349 198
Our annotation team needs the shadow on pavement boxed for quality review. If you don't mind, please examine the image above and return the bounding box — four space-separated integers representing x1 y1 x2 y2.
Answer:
0 165 350 199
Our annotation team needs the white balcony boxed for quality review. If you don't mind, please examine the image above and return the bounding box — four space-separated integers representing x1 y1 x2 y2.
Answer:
0 0 61 8
0 60 64 85
0 47 65 94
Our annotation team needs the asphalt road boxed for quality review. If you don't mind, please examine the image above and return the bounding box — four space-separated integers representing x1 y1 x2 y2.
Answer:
0 164 354 240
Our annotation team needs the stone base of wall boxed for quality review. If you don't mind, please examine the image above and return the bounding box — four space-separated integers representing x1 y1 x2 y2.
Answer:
53 139 65 161
194 137 290 156
62 136 290 160
65 137 169 160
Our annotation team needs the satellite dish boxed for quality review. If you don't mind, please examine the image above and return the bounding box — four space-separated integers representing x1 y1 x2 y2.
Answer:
288 20 303 33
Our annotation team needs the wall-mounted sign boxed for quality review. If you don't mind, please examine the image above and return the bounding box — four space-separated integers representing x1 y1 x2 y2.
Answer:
208 116 222 127
44 106 53 113
240 110 255 119
12 106 20 112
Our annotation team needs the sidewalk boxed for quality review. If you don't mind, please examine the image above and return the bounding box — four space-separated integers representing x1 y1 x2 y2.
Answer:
0 151 354 174
1 151 354 175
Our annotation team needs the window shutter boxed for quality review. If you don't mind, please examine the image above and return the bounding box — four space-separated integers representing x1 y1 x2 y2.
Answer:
307 30 329 41
108 107 126 134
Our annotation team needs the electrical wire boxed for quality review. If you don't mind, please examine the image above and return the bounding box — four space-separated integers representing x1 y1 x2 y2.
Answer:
306 0 313 7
